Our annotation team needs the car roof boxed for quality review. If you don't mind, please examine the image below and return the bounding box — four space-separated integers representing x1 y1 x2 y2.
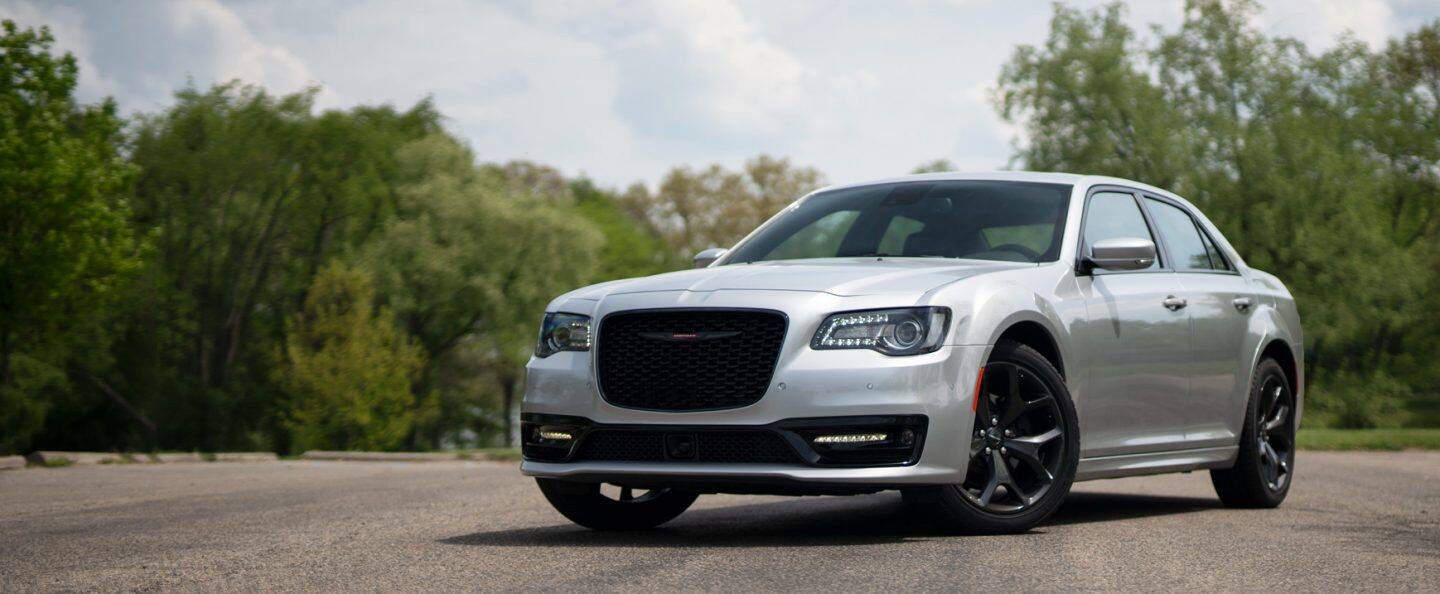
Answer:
814 171 1188 204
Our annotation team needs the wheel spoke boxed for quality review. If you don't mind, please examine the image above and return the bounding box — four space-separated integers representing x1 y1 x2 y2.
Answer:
1263 405 1289 432
970 435 986 459
1005 427 1060 481
993 450 1038 506
978 459 1001 506
991 450 1018 502
1263 384 1283 424
620 486 634 502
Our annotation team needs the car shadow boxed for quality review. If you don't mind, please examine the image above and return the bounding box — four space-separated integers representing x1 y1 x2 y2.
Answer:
439 490 1221 548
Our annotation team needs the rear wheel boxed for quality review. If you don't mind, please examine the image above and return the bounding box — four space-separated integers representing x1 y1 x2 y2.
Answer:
911 340 1080 534
1211 358 1294 508
536 478 698 530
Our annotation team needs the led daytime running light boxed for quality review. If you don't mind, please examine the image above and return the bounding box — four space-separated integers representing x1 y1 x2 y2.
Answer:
813 433 889 444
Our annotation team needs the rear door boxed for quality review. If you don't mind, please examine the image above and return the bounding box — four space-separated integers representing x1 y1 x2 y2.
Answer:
1073 189 1192 457
1141 196 1255 449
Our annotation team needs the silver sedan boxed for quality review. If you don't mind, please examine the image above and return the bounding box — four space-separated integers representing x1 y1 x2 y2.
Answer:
520 172 1303 534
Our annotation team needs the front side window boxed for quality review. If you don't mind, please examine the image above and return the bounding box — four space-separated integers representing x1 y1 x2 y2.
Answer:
1145 198 1227 271
722 181 1072 264
1083 191 1159 270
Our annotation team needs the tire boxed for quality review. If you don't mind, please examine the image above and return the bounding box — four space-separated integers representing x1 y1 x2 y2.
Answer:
913 339 1081 534
1211 358 1295 508
536 478 698 530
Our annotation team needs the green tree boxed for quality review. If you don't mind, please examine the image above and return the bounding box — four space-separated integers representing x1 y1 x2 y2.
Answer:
912 159 958 174
0 21 140 454
116 83 440 450
996 1 1440 427
625 155 827 256
360 136 604 447
277 262 422 451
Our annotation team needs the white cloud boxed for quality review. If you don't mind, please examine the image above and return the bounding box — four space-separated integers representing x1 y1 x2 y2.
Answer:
165 0 322 103
646 0 806 136
2 0 1434 190
1259 0 1396 47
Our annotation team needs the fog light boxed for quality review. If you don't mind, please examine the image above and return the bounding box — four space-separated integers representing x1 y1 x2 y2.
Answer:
813 433 888 444
538 430 573 441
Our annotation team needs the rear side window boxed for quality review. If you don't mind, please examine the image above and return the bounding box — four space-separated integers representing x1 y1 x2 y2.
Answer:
1145 198 1227 271
1083 191 1158 270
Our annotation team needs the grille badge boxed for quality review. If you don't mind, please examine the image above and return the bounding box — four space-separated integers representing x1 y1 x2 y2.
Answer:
637 330 741 342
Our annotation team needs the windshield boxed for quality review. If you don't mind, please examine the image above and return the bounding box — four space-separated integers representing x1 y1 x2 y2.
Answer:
722 180 1073 264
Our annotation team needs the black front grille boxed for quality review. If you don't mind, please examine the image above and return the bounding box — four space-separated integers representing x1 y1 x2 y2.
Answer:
597 309 786 411
575 430 802 464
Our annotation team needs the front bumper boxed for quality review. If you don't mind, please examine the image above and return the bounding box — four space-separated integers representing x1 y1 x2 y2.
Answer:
521 293 988 486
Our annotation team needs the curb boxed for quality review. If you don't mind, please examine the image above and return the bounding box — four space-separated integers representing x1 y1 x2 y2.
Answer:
28 451 134 465
301 451 464 462
0 455 25 471
212 452 279 462
23 451 282 467
153 452 205 463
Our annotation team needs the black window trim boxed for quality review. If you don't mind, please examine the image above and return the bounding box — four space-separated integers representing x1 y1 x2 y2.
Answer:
1137 193 1242 277
1074 184 1172 276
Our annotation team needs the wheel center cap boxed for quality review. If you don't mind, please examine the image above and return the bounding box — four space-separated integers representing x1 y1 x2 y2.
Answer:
986 428 1003 444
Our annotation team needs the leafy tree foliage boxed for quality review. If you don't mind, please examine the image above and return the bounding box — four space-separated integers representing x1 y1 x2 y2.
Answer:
0 21 141 454
278 262 422 451
359 136 603 447
997 0 1440 426
625 155 827 256
912 159 958 174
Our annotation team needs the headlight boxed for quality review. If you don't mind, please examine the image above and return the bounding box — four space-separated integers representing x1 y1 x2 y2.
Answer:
535 312 591 357
811 307 950 356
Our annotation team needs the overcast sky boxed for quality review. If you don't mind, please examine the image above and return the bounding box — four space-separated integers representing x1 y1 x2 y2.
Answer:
3 0 1438 189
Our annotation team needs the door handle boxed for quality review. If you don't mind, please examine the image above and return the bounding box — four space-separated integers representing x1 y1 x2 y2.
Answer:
1162 296 1188 311
1232 297 1254 312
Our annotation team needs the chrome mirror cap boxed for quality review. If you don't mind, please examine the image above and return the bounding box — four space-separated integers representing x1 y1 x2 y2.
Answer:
693 247 728 268
1088 237 1157 271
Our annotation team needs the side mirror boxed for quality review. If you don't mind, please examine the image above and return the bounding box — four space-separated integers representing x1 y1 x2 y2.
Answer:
1086 237 1156 271
693 247 728 268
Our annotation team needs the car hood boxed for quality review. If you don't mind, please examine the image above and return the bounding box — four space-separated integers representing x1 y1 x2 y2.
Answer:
564 258 1031 300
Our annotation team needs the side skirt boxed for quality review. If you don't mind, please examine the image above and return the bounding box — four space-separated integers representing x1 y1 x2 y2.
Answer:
1076 446 1239 482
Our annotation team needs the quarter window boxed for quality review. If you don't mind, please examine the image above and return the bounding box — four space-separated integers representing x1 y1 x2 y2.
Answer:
1083 191 1158 270
1145 198 1225 271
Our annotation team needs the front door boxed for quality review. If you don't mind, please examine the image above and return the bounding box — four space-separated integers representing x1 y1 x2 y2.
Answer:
1074 190 1193 458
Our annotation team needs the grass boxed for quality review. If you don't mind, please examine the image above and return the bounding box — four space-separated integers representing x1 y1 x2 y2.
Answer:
1297 428 1440 451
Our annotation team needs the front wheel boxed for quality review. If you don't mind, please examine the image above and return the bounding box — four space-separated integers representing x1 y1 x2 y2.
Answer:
1210 358 1295 508
910 340 1080 534
537 478 698 530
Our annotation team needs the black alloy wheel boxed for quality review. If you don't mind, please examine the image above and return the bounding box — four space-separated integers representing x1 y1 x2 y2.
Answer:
960 361 1067 514
906 340 1079 534
1212 358 1295 508
1255 375 1295 491
537 478 698 530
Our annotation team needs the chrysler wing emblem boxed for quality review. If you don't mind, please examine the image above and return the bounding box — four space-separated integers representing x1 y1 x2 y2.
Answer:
637 330 741 342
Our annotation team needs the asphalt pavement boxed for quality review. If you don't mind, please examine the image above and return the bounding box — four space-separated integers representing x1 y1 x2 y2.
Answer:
1 452 1436 591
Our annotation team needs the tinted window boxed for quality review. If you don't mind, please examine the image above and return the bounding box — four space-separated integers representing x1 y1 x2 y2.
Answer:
766 210 860 261
1083 191 1158 270
1198 225 1232 271
723 181 1072 264
1146 198 1219 271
